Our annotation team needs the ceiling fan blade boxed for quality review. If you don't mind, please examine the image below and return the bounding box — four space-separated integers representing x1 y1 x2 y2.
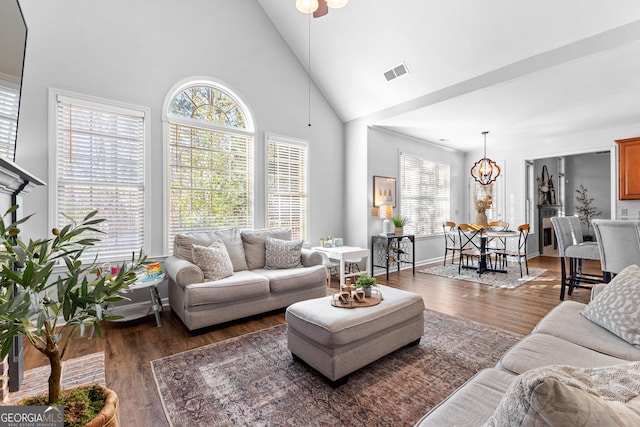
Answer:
313 0 328 18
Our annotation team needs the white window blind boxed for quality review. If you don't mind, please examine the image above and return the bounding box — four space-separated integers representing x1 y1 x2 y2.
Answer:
55 94 146 260
266 136 308 241
167 123 254 249
0 83 19 161
400 152 451 235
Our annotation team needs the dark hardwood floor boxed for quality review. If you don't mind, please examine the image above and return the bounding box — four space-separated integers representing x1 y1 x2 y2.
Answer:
21 255 595 426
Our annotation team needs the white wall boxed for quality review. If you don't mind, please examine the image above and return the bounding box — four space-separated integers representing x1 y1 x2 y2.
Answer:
16 0 344 256
367 127 466 267
465 123 640 238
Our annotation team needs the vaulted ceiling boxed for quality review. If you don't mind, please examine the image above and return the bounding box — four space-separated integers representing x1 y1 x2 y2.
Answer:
258 1 640 152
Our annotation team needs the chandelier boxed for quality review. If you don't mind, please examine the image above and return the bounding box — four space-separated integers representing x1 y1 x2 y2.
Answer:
470 131 501 185
296 0 349 18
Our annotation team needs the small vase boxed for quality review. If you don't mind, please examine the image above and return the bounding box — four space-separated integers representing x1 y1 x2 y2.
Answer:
475 212 488 228
394 226 403 235
363 288 372 298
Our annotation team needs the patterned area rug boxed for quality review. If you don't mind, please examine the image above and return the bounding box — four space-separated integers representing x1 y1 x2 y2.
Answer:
6 352 106 404
420 264 546 289
151 309 522 426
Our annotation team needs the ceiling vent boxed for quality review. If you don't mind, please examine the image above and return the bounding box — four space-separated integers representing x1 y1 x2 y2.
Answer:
383 62 409 82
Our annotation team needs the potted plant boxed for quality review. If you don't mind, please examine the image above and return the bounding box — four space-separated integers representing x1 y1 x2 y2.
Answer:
356 273 377 297
391 215 407 235
0 206 145 425
575 185 602 241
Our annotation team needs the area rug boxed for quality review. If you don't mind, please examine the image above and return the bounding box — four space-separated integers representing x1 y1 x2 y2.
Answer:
151 309 522 426
6 352 106 404
419 264 546 289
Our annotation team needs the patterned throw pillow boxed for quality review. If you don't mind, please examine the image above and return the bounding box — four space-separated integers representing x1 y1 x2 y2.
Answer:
581 264 640 346
484 362 640 426
191 240 234 281
264 237 303 270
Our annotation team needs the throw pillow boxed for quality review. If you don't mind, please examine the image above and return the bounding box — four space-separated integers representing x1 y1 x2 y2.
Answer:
581 264 640 346
191 240 234 281
264 236 303 269
484 362 640 427
241 228 292 270
174 229 247 271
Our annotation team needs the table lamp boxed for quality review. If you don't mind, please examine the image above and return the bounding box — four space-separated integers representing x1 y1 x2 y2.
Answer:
379 204 394 235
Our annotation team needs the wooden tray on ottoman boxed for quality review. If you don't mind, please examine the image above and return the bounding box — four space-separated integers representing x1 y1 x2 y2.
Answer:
331 293 382 308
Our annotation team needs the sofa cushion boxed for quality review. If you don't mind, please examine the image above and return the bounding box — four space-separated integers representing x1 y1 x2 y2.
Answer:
175 228 248 272
254 265 327 293
416 368 516 427
191 241 234 282
241 228 291 270
581 264 640 347
484 362 640 427
533 300 640 360
498 333 628 375
184 270 270 306
265 237 303 269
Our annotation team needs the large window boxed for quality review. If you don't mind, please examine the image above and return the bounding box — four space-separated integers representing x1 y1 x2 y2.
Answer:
166 82 254 251
400 152 451 235
266 135 308 241
51 90 149 260
0 81 19 161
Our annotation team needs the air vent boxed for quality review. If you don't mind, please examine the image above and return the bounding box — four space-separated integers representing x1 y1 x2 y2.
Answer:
383 62 409 82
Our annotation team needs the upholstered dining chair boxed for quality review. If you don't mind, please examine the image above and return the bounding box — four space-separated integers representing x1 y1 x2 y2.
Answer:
550 216 603 300
591 219 640 283
442 221 461 266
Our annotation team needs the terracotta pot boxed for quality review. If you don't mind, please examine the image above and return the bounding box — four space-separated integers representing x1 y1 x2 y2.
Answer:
85 385 120 427
16 385 120 427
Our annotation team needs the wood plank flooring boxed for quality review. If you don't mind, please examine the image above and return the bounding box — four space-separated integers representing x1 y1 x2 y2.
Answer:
20 255 594 426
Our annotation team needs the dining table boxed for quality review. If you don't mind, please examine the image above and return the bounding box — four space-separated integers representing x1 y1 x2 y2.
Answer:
458 227 520 274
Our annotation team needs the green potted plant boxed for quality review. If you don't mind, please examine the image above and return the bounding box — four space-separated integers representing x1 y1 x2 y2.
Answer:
356 273 377 297
575 185 602 241
391 215 407 235
0 206 145 425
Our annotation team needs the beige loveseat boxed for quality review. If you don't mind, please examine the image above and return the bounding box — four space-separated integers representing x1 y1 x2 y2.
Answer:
165 227 327 331
417 264 640 426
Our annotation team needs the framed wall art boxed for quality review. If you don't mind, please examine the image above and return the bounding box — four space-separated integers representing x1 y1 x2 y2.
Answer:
373 175 396 207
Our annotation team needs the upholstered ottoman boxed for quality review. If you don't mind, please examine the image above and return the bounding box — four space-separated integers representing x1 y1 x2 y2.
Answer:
285 284 425 385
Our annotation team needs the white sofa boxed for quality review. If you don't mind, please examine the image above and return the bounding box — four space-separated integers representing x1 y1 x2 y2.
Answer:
417 264 640 426
165 227 327 331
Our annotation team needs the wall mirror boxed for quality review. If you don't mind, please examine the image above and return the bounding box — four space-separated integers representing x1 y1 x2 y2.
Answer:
0 0 28 162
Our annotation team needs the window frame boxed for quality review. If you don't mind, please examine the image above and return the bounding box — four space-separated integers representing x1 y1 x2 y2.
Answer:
48 88 152 261
162 78 256 254
264 133 309 242
399 151 451 237
0 79 20 162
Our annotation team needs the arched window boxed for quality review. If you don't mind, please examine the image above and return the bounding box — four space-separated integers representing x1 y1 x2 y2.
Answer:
166 81 254 251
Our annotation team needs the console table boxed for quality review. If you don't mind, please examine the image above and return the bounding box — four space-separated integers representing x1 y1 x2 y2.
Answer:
370 234 415 280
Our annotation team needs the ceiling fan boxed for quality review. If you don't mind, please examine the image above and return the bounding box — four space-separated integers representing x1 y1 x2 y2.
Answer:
296 0 349 18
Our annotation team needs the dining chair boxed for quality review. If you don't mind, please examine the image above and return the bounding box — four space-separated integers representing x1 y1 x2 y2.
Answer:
319 252 340 288
486 221 509 267
591 219 640 283
550 216 603 300
457 223 488 274
442 221 461 266
499 224 530 277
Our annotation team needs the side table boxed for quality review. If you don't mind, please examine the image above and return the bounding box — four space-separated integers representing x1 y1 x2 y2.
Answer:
110 273 165 327
371 234 416 280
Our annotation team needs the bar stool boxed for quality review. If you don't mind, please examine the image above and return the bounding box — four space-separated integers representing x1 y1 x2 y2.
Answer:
550 216 603 300
592 219 640 283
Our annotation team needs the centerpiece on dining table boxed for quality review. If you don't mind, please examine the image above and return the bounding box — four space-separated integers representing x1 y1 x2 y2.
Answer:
473 190 493 228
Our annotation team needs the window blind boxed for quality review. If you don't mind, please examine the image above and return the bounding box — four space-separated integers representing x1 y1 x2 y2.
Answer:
266 136 308 241
167 122 254 250
400 152 451 235
55 95 146 260
0 83 19 161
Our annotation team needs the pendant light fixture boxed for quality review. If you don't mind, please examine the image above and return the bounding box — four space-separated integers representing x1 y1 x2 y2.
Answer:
470 131 501 185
